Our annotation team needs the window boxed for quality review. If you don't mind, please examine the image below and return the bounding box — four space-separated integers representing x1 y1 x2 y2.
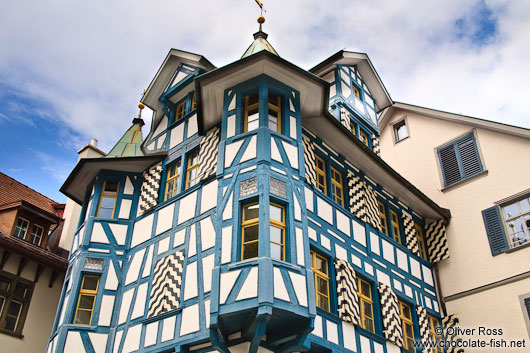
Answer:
241 203 259 260
268 92 281 133
311 251 330 311
0 272 32 335
357 277 374 332
175 100 187 121
243 92 259 132
378 201 388 235
428 315 442 353
13 218 29 239
415 224 427 260
352 85 361 99
97 181 119 218
185 150 200 189
389 209 401 243
501 196 530 248
349 120 358 135
315 155 327 194
331 167 344 207
164 160 182 201
269 203 286 261
190 92 196 111
438 132 483 187
394 120 409 142
399 301 416 352
359 129 370 147
30 225 44 246
74 275 100 325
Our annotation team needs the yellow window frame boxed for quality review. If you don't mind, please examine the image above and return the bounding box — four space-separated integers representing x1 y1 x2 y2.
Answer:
243 93 259 133
185 150 200 189
399 301 416 352
267 93 282 133
241 203 260 261
176 100 187 121
74 275 100 325
377 201 388 235
311 250 330 312
390 209 401 243
315 154 327 194
357 277 375 333
190 92 196 111
331 166 344 207
415 224 427 260
352 85 361 99
360 129 370 147
96 181 119 218
164 160 181 201
269 203 286 261
428 314 442 353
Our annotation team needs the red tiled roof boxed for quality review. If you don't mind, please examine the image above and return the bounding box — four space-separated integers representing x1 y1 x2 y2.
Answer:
0 172 59 216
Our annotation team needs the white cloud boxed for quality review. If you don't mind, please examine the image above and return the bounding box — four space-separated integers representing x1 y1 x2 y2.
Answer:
0 0 528 156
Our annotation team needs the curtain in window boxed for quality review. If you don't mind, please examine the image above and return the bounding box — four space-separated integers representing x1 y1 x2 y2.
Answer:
425 219 449 263
138 162 163 214
377 282 404 347
197 126 220 181
147 250 185 317
302 134 317 187
334 259 360 325
402 210 421 257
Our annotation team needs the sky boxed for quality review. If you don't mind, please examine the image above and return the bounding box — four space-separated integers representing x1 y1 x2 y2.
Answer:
1 0 529 203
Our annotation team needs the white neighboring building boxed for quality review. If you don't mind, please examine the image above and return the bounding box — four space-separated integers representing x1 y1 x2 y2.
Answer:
379 102 530 345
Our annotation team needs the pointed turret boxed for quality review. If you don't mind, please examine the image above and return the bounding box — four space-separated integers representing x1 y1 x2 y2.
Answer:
241 16 279 58
106 103 146 158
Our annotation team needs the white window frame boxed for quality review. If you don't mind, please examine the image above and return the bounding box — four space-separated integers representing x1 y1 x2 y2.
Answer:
13 218 29 240
499 194 530 249
392 117 409 143
30 224 44 246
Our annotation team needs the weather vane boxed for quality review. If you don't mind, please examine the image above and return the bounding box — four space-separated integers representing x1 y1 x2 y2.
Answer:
254 0 265 16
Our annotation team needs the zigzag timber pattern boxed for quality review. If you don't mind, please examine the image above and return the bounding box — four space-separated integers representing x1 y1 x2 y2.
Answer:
302 134 317 187
340 107 352 131
147 250 185 318
443 314 465 353
334 259 360 325
197 126 220 181
402 210 420 257
426 219 449 263
348 172 367 222
138 163 163 215
416 306 434 353
364 183 382 231
378 282 404 347
372 136 381 156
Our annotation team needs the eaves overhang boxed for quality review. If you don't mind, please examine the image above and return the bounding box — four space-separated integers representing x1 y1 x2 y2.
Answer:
310 50 393 113
303 111 451 222
0 201 62 223
379 102 530 139
195 50 330 134
60 154 166 204
141 49 216 139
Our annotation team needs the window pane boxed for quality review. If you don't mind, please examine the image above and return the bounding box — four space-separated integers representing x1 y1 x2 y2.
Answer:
317 294 329 311
268 116 278 131
244 204 259 221
0 296 4 311
98 208 113 219
364 317 374 332
248 93 259 106
270 204 283 222
361 282 371 297
503 203 519 218
243 225 259 242
364 302 373 318
104 181 119 192
243 242 258 259
0 277 9 291
402 304 411 318
315 256 327 274
7 300 21 316
14 284 27 298
74 310 92 325
78 295 95 310
100 196 115 209
271 243 283 260
247 117 259 131
316 277 328 295
270 225 283 244
520 198 530 213
396 123 408 141
83 276 99 291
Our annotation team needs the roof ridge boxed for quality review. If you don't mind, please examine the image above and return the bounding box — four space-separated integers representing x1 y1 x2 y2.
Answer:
0 171 59 206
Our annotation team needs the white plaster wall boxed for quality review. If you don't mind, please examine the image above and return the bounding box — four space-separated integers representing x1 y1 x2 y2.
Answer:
0 251 64 353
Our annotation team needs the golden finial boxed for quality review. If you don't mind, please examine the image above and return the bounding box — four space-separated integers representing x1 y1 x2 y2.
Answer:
137 102 145 120
257 15 265 31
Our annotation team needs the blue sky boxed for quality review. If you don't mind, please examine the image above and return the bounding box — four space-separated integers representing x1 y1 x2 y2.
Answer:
1 0 529 202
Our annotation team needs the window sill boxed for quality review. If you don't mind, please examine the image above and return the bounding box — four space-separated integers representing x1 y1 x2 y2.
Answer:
506 241 530 254
441 170 488 192
394 135 409 145
0 328 24 339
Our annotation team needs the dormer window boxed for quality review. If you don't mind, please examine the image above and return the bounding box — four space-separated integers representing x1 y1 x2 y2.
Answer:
175 100 186 121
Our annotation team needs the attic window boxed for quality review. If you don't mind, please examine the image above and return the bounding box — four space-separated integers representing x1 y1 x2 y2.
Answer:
394 120 409 142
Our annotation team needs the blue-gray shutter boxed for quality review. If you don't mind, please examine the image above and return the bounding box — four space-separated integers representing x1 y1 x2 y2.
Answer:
524 298 530 319
481 206 509 255
457 134 482 178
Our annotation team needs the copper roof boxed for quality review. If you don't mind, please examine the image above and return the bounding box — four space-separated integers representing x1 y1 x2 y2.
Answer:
0 172 59 216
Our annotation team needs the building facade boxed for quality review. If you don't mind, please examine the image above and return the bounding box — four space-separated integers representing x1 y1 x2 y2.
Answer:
0 172 68 352
48 28 463 353
378 103 530 346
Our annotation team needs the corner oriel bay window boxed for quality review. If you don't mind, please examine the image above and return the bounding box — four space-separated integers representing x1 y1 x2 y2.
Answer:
315 155 327 194
390 209 401 243
268 92 281 133
357 277 374 333
378 201 388 235
331 167 344 207
164 160 181 201
185 150 200 189
428 315 442 353
269 203 286 261
241 203 259 260
97 181 119 218
399 301 416 352
311 251 330 312
415 224 427 259
244 92 259 132
74 275 100 325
